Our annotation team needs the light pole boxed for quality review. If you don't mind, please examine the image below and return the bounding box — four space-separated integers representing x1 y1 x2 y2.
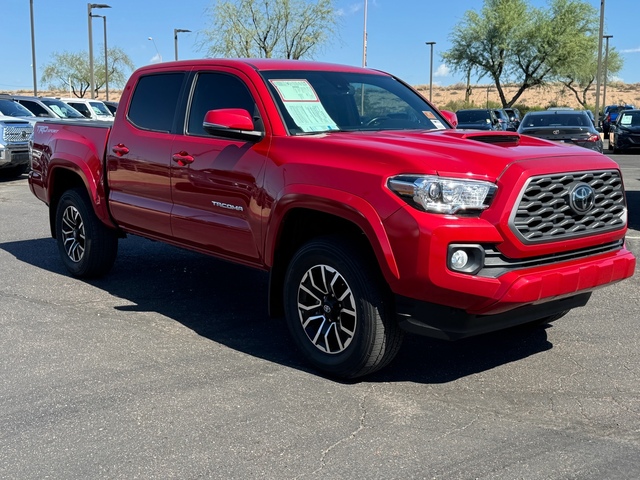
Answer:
148 37 162 62
88 3 111 99
91 14 108 101
425 41 436 102
30 0 37 96
174 29 191 61
362 0 368 67
602 35 613 115
594 0 605 120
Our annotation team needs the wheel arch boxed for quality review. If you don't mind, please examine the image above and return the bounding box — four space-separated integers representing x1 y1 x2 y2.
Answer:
266 188 400 318
47 162 115 238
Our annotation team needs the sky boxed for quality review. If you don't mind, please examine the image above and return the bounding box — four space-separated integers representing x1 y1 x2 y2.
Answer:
2 0 639 93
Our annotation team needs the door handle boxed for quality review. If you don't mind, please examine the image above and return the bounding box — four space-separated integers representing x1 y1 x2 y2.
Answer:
172 151 194 166
112 144 129 156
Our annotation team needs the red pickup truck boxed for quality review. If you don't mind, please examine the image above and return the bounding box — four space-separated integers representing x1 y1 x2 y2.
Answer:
29 59 635 378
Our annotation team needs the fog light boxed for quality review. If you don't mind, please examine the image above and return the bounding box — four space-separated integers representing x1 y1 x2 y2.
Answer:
451 249 469 270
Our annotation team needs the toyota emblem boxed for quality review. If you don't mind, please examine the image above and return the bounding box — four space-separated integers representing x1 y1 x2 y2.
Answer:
553 130 560 135
569 183 595 215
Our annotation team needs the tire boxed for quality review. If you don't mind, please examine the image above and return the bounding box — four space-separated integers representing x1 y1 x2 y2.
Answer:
284 237 403 378
55 188 118 278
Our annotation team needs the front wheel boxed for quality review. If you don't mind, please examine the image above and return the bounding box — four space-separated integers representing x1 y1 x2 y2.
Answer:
55 188 118 278
284 237 403 378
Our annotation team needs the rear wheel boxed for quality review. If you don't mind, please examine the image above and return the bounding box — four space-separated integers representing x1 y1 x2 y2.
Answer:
284 237 403 378
55 188 118 278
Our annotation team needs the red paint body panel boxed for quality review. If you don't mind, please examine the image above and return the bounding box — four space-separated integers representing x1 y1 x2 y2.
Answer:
28 58 636 334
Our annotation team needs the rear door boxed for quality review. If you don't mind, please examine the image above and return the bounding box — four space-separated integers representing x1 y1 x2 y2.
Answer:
106 71 187 239
169 69 270 264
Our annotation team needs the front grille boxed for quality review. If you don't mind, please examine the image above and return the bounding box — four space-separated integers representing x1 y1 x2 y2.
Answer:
510 170 626 243
2 125 33 143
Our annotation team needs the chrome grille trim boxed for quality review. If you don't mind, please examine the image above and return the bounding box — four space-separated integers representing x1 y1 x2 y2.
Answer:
2 125 34 143
509 170 626 244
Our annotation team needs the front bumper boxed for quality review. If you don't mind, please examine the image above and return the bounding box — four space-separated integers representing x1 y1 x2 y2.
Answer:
0 144 30 169
396 292 591 340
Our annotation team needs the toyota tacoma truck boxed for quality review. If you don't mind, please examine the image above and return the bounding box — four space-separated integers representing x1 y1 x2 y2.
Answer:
29 59 636 378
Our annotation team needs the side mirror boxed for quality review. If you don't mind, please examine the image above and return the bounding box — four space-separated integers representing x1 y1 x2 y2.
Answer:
440 110 458 128
203 108 264 142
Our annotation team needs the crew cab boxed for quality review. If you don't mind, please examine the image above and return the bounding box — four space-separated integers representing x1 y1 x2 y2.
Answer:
29 59 636 378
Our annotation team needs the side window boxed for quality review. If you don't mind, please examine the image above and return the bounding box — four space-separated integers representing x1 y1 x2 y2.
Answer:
128 73 185 132
70 103 91 118
20 100 49 117
187 72 258 136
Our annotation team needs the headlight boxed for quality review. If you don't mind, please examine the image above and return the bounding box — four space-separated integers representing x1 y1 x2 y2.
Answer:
388 175 497 214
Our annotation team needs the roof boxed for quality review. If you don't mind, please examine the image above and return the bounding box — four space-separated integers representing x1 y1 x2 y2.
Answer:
132 58 389 77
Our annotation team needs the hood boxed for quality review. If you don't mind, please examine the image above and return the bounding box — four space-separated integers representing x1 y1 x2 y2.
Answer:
278 129 605 181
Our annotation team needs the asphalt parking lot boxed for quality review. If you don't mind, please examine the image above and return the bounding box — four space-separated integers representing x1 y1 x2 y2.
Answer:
1 152 639 479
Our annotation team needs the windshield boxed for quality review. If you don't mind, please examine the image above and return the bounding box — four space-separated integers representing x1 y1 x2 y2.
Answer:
41 99 84 118
259 70 448 134
618 111 640 127
0 99 36 118
90 101 113 117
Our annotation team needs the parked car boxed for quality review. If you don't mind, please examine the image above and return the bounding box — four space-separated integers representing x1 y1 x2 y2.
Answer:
11 95 86 120
608 109 640 153
455 109 501 130
103 100 118 115
0 95 37 124
58 97 113 120
503 107 521 129
601 105 635 135
0 114 33 177
493 109 515 131
518 110 603 152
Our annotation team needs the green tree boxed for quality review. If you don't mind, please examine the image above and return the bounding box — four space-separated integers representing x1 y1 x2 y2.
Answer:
559 47 623 109
442 0 606 107
41 47 135 98
199 0 339 59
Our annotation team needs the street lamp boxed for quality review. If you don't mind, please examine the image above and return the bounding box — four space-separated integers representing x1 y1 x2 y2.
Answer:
148 37 162 62
425 41 436 102
362 0 368 67
91 14 109 101
30 0 37 96
174 29 191 61
88 3 111 99
594 0 605 120
602 35 613 115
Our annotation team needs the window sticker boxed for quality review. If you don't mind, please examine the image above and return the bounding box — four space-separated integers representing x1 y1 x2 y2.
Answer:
620 114 632 125
270 79 339 133
431 119 446 130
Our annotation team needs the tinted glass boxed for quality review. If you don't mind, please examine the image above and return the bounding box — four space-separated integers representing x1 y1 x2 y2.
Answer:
18 100 50 117
187 72 257 135
456 110 491 123
68 102 92 118
128 73 185 132
521 113 590 127
0 99 36 117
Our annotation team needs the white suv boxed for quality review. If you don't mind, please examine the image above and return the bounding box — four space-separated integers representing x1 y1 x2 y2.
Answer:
58 97 113 120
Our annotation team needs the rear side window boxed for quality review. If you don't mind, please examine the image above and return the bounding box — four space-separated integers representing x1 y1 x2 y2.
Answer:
18 100 50 117
128 73 185 132
187 72 257 136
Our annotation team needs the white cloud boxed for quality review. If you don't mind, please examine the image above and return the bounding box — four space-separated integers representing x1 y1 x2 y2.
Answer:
434 64 450 77
620 47 640 53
